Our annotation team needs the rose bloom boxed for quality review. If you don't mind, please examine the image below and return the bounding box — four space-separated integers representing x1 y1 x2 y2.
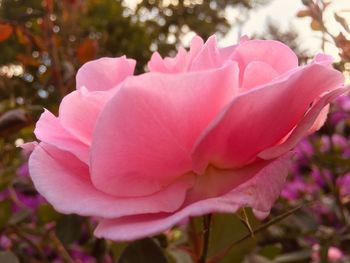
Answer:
27 35 347 241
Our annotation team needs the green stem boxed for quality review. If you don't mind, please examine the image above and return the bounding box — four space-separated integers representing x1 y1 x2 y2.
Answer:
198 214 212 263
208 203 310 263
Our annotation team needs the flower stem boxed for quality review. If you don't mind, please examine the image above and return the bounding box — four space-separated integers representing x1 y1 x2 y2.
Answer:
198 214 212 263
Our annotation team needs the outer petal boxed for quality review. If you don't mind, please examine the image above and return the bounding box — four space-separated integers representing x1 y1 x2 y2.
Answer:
34 109 90 163
58 88 111 144
76 56 136 91
91 63 239 197
29 143 195 218
258 87 349 159
230 40 298 84
192 64 344 173
94 153 292 241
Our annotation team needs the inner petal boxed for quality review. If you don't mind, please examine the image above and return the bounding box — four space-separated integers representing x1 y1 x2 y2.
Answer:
241 61 278 91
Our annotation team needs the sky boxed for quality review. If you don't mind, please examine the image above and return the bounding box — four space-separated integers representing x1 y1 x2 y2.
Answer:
222 0 350 61
126 0 350 62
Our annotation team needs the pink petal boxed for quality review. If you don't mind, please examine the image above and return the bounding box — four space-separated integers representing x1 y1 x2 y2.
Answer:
147 52 170 73
241 61 278 91
185 153 291 205
258 87 349 159
192 64 344 173
312 53 333 67
189 35 223 71
230 39 298 84
94 153 292 241
20 142 38 155
218 44 237 61
76 56 136 91
34 109 90 163
58 88 111 144
188 35 205 58
147 35 204 73
91 63 239 197
29 143 195 218
307 104 329 134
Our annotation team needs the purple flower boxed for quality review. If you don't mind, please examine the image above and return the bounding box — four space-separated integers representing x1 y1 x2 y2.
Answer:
16 163 29 177
337 173 350 203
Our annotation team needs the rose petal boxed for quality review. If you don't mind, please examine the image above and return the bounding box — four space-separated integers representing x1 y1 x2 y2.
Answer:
230 39 298 84
312 53 334 67
34 109 90 163
189 35 223 71
192 64 344 173
58 88 111 144
258 87 349 159
29 143 195 218
148 35 204 73
241 61 278 91
20 142 38 155
76 56 136 91
91 63 239 197
94 153 292 241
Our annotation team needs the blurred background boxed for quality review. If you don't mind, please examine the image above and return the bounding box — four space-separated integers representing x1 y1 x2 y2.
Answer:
0 0 350 262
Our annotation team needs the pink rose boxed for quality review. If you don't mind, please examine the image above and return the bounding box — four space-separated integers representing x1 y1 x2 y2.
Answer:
28 35 347 241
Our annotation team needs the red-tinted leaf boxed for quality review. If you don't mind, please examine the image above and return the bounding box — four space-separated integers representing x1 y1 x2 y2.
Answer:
310 19 322 31
0 23 13 42
16 54 41 66
15 27 31 46
296 10 311 18
334 13 350 33
44 0 54 12
76 38 98 64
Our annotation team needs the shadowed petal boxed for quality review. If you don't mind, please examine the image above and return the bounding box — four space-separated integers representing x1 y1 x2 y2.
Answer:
94 153 292 241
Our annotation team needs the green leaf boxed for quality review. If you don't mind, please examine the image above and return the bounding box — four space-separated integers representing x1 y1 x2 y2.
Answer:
274 250 311 262
37 204 61 223
118 238 168 263
0 199 12 229
167 250 192 263
8 209 31 225
0 251 20 263
208 213 259 263
259 244 282 260
209 204 309 262
109 242 128 261
244 254 274 263
55 215 81 245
